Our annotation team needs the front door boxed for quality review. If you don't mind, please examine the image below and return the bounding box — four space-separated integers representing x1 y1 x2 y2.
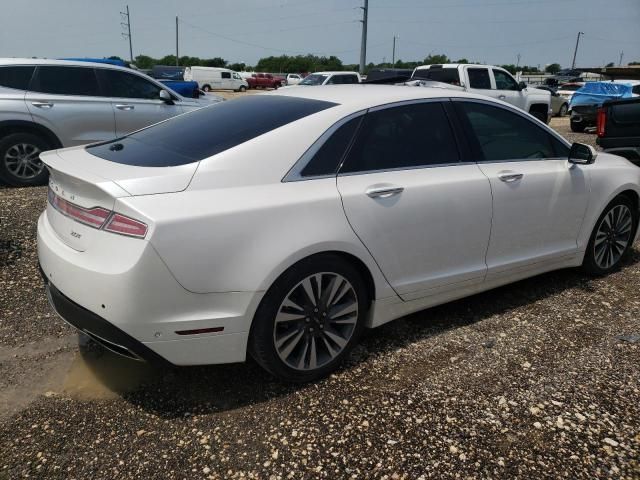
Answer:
96 68 183 136
454 100 589 275
336 101 493 300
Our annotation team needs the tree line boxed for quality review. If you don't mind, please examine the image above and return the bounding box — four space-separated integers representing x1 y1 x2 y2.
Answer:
114 54 635 75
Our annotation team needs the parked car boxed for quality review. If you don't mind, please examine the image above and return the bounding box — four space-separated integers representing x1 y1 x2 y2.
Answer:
183 66 248 92
544 69 583 87
157 79 202 98
364 68 413 84
150 65 185 81
570 81 639 132
296 71 361 86
38 85 640 382
286 73 304 85
596 97 640 163
412 64 552 122
534 86 569 117
246 73 285 89
0 58 221 186
556 82 585 104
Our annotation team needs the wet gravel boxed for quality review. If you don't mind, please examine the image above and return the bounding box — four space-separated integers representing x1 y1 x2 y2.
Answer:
1 119 639 479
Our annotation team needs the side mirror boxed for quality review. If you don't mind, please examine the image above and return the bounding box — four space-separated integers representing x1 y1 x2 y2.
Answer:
568 143 596 165
159 89 174 104
518 81 527 91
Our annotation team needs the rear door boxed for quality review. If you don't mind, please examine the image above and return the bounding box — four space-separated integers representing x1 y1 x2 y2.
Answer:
26 65 115 146
336 100 493 300
464 66 493 99
96 68 183 136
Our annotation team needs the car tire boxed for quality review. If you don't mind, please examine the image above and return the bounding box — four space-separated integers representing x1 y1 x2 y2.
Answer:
272 83 278 90
239 85 246 92
249 254 369 382
558 104 568 117
202 85 211 92
582 195 638 276
570 120 585 132
0 132 51 187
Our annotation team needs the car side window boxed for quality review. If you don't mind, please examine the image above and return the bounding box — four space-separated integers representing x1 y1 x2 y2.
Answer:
456 101 569 161
326 75 340 85
0 66 35 91
31 66 99 96
222 71 231 79
96 69 162 100
493 69 519 91
467 68 491 89
300 116 362 178
340 102 459 174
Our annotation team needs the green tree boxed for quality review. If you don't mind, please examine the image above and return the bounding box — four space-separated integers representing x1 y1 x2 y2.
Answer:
228 62 246 72
134 55 155 69
605 62 615 67
629 61 640 66
454 58 470 64
545 63 561 74
423 53 449 65
500 64 517 75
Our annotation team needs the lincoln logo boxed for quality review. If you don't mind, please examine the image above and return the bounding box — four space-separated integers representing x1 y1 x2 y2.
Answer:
70 231 81 239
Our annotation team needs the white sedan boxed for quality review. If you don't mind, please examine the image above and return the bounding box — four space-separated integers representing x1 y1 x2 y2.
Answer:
37 86 640 382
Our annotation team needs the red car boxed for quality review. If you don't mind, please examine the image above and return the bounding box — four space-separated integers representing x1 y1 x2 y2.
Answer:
247 73 285 89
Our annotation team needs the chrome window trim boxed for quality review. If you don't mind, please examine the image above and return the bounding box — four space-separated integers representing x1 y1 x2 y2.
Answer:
337 161 476 178
282 110 366 182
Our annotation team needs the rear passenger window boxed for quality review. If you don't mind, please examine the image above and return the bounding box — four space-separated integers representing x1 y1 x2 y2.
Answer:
340 102 459 174
0 66 35 90
457 101 569 161
467 68 491 89
96 69 162 99
32 66 99 96
300 116 362 177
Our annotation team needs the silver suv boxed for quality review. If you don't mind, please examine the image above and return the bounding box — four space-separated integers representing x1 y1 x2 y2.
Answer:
0 59 222 186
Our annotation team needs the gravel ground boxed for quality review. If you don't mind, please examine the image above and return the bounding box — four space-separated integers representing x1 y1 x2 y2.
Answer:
1 118 639 479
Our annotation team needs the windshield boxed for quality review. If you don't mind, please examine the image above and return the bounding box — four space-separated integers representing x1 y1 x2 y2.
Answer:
86 95 337 167
412 68 461 86
299 74 328 86
559 84 582 91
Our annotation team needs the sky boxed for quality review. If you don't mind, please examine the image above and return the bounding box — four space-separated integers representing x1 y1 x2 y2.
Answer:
1 0 639 69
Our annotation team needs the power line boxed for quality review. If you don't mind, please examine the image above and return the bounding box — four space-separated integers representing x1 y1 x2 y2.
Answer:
120 5 133 62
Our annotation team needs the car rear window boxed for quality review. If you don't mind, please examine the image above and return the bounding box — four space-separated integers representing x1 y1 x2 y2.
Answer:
0 66 35 90
412 68 460 85
86 95 337 167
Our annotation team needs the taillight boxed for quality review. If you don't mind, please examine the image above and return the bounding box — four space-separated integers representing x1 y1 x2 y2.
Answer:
48 187 147 239
103 213 148 238
597 107 606 137
48 187 110 228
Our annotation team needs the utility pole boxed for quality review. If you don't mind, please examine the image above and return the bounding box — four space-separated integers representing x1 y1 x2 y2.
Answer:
120 5 133 63
619 51 624 67
176 16 179 66
571 31 584 69
359 0 368 75
392 35 398 66
516 53 521 69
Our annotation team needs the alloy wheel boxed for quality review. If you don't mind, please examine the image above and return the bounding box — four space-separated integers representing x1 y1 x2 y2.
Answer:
273 272 358 371
4 143 44 180
594 204 633 269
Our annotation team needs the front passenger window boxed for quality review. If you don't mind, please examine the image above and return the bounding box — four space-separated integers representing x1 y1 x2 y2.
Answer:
97 69 162 100
493 69 519 91
457 101 569 161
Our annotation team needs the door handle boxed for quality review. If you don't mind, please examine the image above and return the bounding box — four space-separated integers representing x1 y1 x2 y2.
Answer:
498 172 524 183
31 101 53 109
498 95 506 99
115 104 135 111
366 186 404 198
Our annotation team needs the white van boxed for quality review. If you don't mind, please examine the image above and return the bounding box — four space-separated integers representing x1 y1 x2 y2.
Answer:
184 66 248 92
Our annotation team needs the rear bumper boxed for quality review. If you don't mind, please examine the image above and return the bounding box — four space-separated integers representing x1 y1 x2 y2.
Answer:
37 210 263 366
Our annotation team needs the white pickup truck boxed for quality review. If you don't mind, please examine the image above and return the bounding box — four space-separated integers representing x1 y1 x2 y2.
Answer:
412 64 552 123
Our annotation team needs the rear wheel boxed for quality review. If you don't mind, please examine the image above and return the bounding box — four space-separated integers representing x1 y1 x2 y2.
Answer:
582 196 638 275
202 85 211 92
570 119 585 132
558 103 568 117
0 133 50 186
249 254 369 382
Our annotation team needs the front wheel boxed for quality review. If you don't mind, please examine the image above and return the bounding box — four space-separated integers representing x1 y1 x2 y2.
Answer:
570 119 585 132
249 255 369 382
0 132 51 186
582 196 638 275
239 85 246 92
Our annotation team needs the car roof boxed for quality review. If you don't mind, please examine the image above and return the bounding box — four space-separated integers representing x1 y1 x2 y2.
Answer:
0 57 132 72
313 71 359 75
414 64 487 70
270 84 496 111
